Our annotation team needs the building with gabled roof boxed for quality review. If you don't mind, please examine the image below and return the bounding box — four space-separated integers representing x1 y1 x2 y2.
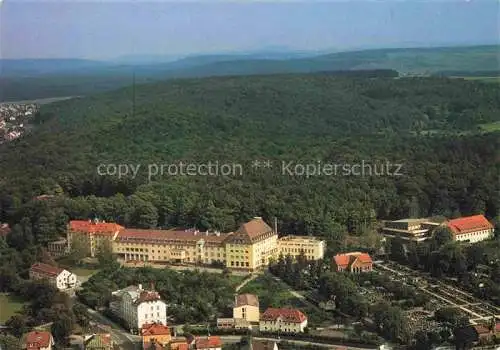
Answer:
29 262 77 290
69 219 124 257
242 340 279 350
84 333 114 349
332 252 373 273
110 284 167 332
24 330 54 350
195 336 222 350
233 293 260 324
259 307 308 333
225 217 278 270
447 215 494 243
141 322 171 348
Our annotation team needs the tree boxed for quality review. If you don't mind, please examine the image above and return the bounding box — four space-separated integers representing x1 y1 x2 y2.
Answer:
390 236 406 263
96 240 116 268
0 334 20 350
51 313 74 344
433 226 453 246
5 315 28 338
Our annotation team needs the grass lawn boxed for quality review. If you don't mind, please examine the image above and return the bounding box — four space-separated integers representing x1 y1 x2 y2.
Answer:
0 293 27 323
70 267 100 277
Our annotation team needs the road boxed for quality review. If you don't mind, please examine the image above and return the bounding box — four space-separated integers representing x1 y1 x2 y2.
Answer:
81 306 141 349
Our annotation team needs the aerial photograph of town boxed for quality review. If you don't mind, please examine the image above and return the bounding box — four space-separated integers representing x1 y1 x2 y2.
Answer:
0 1 499 349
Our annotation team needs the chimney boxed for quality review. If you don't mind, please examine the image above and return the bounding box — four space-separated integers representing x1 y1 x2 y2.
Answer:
205 231 209 236
274 217 278 234
150 281 155 291
138 284 143 291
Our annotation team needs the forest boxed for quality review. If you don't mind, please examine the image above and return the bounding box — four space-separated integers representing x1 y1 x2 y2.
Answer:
0 74 499 247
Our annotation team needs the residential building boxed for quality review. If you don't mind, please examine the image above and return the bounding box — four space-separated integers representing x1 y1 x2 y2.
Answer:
233 294 260 324
332 252 373 273
69 219 124 257
84 333 114 349
25 331 54 350
29 262 77 290
242 340 279 350
216 317 251 329
277 235 325 260
447 215 494 243
225 217 278 270
382 218 444 243
141 323 171 348
110 284 167 331
47 238 69 258
259 308 308 333
195 336 222 350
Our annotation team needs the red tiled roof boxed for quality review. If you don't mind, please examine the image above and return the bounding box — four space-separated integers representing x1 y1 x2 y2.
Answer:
447 215 493 235
25 331 52 348
235 294 259 308
237 218 273 239
195 336 222 349
136 291 161 304
69 220 124 235
30 262 64 277
260 308 307 323
145 342 165 350
141 323 170 336
177 344 189 350
495 322 500 333
333 252 373 267
116 228 230 244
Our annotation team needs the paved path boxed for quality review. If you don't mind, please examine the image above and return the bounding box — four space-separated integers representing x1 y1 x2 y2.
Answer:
235 273 259 292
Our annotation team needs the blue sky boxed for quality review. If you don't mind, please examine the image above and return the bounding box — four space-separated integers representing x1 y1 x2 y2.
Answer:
1 0 498 60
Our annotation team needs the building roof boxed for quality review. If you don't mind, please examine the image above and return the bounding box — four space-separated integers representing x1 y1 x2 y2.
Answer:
250 340 278 350
141 323 170 336
195 336 222 349
116 228 230 245
235 294 259 308
25 331 52 348
228 217 274 244
145 341 166 350
260 308 307 323
447 215 493 235
333 252 373 268
113 285 163 305
84 333 113 348
30 262 64 277
69 220 124 235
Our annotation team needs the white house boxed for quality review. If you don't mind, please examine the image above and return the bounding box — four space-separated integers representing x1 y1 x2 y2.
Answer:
110 284 167 331
259 308 308 333
29 263 77 291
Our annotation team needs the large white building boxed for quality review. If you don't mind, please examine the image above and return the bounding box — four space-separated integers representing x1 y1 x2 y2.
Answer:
110 284 167 331
259 308 308 333
278 235 326 260
29 263 77 291
447 215 494 243
382 218 444 243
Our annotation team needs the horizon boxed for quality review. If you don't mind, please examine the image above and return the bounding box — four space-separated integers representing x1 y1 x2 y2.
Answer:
1 1 498 60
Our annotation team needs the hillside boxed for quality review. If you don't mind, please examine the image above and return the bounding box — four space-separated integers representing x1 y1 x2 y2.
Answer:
0 73 498 246
1 45 498 101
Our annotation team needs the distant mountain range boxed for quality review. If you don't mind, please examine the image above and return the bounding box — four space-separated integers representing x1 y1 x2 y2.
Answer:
0 45 498 101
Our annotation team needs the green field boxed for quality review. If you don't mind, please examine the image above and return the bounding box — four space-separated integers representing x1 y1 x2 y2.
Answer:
0 293 26 323
70 267 100 277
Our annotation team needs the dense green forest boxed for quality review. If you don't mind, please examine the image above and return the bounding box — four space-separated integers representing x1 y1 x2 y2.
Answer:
0 73 499 251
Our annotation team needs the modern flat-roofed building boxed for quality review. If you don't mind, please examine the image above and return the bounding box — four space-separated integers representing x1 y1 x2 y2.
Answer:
447 215 494 243
278 235 325 261
382 218 444 242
